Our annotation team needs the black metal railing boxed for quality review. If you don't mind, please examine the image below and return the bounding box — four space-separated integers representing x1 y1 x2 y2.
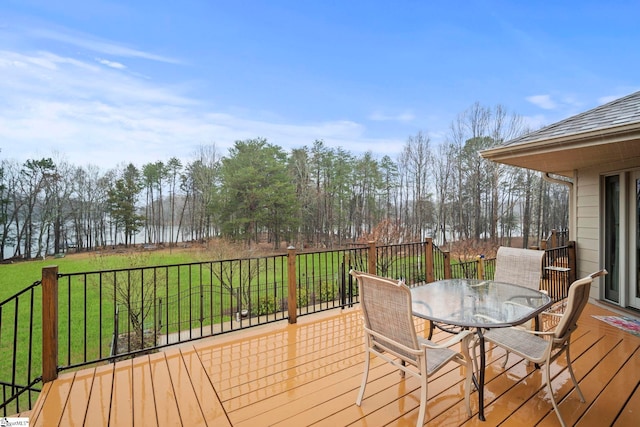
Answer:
55 256 290 370
541 243 575 300
376 241 426 283
432 242 448 280
52 246 372 373
0 280 43 417
0 238 576 414
297 245 368 315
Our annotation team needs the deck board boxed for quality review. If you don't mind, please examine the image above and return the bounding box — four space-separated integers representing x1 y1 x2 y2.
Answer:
110 359 134 426
147 352 180 427
183 348 232 426
29 303 640 426
58 367 95 426
84 363 115 426
32 370 74 427
164 350 208 426
577 346 640 426
614 380 640 426
131 355 158 427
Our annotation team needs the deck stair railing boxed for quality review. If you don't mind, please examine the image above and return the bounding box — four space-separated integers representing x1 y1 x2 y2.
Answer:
0 280 43 416
539 228 570 251
0 238 576 415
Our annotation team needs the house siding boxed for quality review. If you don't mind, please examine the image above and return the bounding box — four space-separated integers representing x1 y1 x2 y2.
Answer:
575 169 601 298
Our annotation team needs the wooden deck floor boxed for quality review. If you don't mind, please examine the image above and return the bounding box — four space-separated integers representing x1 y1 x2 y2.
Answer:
28 302 639 426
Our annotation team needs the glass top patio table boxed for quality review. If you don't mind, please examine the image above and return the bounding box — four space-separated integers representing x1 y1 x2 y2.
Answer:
410 278 552 328
410 278 553 422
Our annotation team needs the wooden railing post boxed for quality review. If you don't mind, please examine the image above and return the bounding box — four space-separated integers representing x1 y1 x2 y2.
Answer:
424 238 434 283
477 255 485 280
550 229 558 249
443 250 452 279
367 241 376 274
42 265 59 383
287 246 297 324
568 241 577 283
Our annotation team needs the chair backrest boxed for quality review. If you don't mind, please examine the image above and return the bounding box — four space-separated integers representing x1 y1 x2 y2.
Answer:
494 246 544 290
554 269 607 339
350 270 420 358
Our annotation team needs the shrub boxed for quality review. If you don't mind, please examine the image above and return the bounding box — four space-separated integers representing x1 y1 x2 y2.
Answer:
254 294 278 315
318 282 338 302
297 287 309 307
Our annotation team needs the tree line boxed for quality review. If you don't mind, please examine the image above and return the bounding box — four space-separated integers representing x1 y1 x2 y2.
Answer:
0 103 569 260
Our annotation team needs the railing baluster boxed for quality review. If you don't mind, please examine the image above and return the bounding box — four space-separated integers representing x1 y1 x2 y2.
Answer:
11 298 19 410
83 275 87 362
27 288 35 408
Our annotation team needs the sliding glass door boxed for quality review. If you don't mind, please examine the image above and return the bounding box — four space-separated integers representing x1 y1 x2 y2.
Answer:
630 172 640 309
604 175 620 303
604 171 640 309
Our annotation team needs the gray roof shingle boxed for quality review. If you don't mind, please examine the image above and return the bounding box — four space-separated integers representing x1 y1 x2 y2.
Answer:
504 90 640 146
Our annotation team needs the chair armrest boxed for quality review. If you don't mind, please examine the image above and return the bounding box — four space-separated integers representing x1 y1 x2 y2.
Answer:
519 328 555 337
421 330 474 349
541 311 563 319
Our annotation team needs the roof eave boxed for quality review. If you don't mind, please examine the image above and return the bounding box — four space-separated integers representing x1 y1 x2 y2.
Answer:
480 122 640 177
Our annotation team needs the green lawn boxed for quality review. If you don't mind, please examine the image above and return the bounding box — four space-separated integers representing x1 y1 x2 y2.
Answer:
1 251 199 300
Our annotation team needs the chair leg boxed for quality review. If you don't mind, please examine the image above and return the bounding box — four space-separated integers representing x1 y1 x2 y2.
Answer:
469 337 479 385
417 365 428 426
565 344 586 402
356 352 371 406
464 362 472 416
502 351 509 368
546 363 567 427
460 336 473 416
464 360 473 416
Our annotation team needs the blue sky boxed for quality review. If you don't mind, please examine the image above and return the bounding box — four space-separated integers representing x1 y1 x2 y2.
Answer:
1 0 638 169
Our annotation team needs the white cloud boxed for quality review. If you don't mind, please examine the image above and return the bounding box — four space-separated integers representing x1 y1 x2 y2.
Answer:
97 58 126 69
369 110 415 122
525 94 557 110
27 27 182 64
0 47 398 169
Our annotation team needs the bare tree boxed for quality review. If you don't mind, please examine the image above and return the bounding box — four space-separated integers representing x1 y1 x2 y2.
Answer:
432 142 457 244
166 157 183 249
91 252 166 350
398 132 433 241
196 239 266 315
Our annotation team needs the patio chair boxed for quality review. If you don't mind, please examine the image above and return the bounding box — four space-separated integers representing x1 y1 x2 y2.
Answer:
350 270 473 426
493 246 545 290
480 269 607 427
494 246 545 366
